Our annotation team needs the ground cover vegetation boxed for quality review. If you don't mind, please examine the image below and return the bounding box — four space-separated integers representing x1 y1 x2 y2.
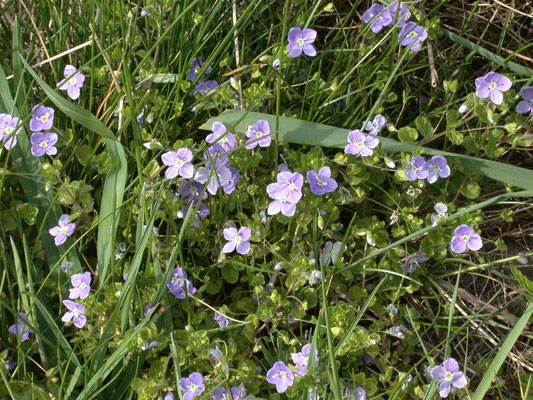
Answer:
0 0 532 399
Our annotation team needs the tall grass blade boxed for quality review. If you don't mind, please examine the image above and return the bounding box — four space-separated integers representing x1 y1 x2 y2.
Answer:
19 56 128 284
202 110 533 191
471 302 533 400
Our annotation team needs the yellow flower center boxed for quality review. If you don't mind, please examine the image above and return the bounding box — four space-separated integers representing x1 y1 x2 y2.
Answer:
280 371 286 378
69 77 77 85
297 38 305 46
40 141 48 148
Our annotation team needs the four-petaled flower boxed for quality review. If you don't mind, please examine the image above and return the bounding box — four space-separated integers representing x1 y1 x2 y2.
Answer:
29 105 55 132
345 129 380 157
8 312 33 342
161 148 195 179
266 361 294 393
0 114 22 150
475 72 512 105
167 267 196 299
401 253 428 273
30 132 58 157
362 4 393 33
49 214 76 246
398 22 428 52
287 27 317 58
267 171 304 203
450 224 483 253
207 121 236 154
307 167 338 195
195 159 233 195
57 65 85 100
430 358 468 398
364 114 387 135
179 372 205 400
291 344 318 377
245 119 271 149
431 203 448 226
69 271 91 299
61 300 87 328
320 241 342 266
516 86 533 116
425 155 450 184
387 2 411 27
222 226 251 255
404 156 428 181
214 311 228 328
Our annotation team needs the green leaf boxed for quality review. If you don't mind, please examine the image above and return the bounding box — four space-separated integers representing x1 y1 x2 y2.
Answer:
415 116 433 138
397 126 419 143
202 110 533 190
510 266 533 299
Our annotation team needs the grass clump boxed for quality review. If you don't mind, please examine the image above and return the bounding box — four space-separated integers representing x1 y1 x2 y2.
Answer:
0 1 532 399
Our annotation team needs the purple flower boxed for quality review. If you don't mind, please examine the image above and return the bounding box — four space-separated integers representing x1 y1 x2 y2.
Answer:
266 361 294 393
207 122 236 153
49 214 76 246
0 114 22 150
144 303 153 317
29 105 55 132
430 358 468 398
61 300 87 328
362 4 393 33
475 72 512 105
287 27 317 58
179 372 205 400
222 166 240 195
30 132 58 157
290 344 318 377
450 225 483 253
387 2 411 27
398 22 428 52
8 312 33 342
425 155 450 184
60 261 74 272
364 114 387 135
158 393 174 400
167 267 196 299
211 387 230 400
344 129 379 157
307 166 338 195
161 148 195 179
230 384 254 400
245 119 271 149
57 65 85 100
267 171 304 203
214 311 228 328
431 203 448 226
194 159 232 195
194 79 219 94
188 57 212 81
180 203 210 228
516 86 533 116
402 253 428 273
344 386 366 400
320 241 342 266
223 226 251 255
69 271 91 299
404 156 428 181
267 197 297 217
273 59 280 70
179 181 208 204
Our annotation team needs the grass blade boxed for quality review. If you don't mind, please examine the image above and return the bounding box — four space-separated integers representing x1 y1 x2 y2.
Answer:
202 110 533 191
471 302 533 400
